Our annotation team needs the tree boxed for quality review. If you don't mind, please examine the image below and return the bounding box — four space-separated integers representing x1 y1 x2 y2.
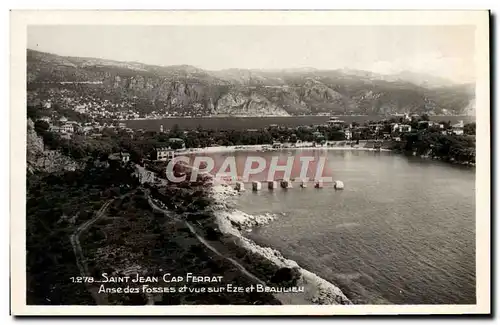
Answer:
169 124 183 138
271 267 301 287
169 139 185 150
464 123 476 135
440 121 452 130
34 120 50 134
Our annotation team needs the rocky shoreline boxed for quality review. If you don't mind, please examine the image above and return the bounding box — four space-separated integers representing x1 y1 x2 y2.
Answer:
208 181 352 305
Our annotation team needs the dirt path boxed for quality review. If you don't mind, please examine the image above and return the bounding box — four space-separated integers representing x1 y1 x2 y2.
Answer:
69 192 158 305
147 193 312 304
147 195 267 285
69 199 113 304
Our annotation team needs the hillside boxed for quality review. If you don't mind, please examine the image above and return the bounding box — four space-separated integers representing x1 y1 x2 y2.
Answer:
27 118 84 173
27 49 475 117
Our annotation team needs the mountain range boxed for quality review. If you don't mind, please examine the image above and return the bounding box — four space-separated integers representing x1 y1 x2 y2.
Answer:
27 49 476 117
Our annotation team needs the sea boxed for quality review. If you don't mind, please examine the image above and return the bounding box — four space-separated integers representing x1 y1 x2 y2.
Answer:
125 115 475 131
227 150 476 305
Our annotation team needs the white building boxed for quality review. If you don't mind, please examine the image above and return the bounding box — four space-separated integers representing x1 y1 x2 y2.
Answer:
50 124 74 134
451 120 464 135
61 124 74 133
108 152 130 164
137 169 155 184
418 120 438 128
121 152 130 163
399 125 412 133
154 147 175 161
392 123 412 133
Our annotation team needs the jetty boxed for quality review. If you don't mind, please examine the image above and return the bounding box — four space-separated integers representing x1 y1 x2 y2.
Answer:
233 179 344 192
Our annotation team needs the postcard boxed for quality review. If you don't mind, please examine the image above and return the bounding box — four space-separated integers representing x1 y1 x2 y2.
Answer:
10 10 490 316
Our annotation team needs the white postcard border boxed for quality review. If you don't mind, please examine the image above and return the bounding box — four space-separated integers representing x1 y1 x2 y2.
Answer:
10 10 490 316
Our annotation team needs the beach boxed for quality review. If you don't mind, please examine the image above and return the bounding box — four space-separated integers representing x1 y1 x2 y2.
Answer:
178 141 392 155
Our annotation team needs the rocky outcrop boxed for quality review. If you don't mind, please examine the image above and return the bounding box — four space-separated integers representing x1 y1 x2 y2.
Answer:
217 209 280 231
216 91 290 116
26 119 83 173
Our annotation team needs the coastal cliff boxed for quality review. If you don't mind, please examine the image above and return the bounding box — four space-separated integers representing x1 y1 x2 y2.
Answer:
27 49 474 117
26 118 83 174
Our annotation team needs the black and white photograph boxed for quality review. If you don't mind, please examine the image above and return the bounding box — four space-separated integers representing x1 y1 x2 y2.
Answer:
10 10 490 315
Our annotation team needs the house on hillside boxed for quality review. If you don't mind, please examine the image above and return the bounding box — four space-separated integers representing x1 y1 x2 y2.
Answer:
135 167 155 185
451 120 464 135
392 123 412 133
399 125 412 133
168 138 186 150
108 152 131 164
153 147 175 161
50 125 63 133
61 123 74 133
418 120 438 129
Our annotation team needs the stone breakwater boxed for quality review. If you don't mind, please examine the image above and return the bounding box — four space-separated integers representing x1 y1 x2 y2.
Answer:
208 182 352 305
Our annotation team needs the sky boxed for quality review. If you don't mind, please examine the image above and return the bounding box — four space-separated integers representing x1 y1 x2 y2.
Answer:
28 25 475 83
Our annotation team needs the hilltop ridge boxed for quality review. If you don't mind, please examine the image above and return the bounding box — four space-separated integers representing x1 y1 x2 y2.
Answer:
27 49 475 118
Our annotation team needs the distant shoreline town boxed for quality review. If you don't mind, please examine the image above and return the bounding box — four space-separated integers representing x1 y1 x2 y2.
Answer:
27 96 474 121
29 99 476 168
